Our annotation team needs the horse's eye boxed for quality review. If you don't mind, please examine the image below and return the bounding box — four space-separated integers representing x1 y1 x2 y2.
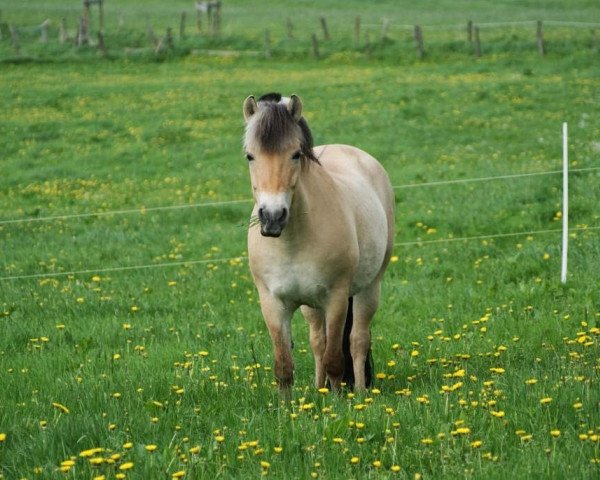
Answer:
292 151 302 161
246 153 255 161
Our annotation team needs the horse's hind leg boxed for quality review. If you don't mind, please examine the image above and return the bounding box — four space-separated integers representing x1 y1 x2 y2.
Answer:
301 306 327 388
351 281 381 391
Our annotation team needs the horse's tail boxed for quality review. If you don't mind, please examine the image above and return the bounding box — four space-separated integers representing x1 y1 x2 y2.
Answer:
342 297 373 389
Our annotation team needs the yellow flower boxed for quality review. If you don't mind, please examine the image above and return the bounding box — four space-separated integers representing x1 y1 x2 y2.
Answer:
0 433 6 442
80 448 104 457
215 436 225 443
189 446 201 454
317 387 329 394
420 438 433 445
123 442 133 449
350 456 360 464
119 462 134 470
172 471 186 478
145 444 158 452
540 397 552 405
550 429 561 438
525 378 537 385
373 460 382 468
391 465 401 473
52 402 70 414
273 446 283 453
471 440 483 448
260 461 271 469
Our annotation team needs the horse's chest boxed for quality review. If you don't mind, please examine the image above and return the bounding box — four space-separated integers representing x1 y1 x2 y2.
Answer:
261 262 329 307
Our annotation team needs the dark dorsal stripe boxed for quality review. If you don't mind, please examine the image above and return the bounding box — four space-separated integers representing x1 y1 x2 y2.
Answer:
253 93 319 165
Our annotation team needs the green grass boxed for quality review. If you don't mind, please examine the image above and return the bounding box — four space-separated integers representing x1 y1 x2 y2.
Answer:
1 1 600 479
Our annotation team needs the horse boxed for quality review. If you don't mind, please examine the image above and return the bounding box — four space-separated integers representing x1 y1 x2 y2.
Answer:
242 92 395 392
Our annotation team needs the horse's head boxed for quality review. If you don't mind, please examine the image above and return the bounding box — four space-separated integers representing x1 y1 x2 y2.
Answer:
242 93 318 237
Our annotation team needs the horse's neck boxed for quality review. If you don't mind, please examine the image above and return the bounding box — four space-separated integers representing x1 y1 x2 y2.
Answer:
288 164 335 230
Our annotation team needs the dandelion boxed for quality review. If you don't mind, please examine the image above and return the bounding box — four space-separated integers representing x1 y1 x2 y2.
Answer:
189 446 201 454
119 462 134 471
0 433 6 442
373 460 382 468
172 471 186 479
525 378 537 385
123 442 133 450
420 438 434 445
540 397 552 405
391 465 401 473
145 444 158 452
215 435 225 443
317 387 329 394
350 456 360 464
490 410 505 418
550 430 561 438
52 402 70 414
80 448 104 457
471 440 483 448
273 446 283 453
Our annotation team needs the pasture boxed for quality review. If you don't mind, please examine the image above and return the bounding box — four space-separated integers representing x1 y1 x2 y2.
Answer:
1 1 600 479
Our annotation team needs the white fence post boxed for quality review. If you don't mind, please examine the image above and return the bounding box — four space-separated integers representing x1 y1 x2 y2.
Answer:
561 122 569 284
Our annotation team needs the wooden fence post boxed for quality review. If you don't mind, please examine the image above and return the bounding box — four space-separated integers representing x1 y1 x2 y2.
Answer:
9 24 20 55
147 19 159 47
180 11 187 38
536 20 545 56
354 16 361 46
264 29 271 58
59 18 69 43
98 0 104 32
311 33 320 58
474 25 481 57
40 19 51 43
97 31 107 56
77 16 89 46
320 16 330 40
381 19 390 41
467 20 473 43
414 25 424 59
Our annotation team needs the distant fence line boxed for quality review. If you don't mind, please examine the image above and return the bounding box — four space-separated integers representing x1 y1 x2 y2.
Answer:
1 4 599 60
1 225 599 282
1 166 599 227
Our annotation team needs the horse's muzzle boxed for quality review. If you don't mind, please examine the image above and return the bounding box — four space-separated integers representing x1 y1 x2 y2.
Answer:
258 206 288 237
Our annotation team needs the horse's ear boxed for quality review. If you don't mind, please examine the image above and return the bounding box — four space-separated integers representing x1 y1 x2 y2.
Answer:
287 94 303 122
243 95 258 121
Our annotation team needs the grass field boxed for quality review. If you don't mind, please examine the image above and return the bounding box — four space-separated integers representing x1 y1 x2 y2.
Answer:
1 1 600 479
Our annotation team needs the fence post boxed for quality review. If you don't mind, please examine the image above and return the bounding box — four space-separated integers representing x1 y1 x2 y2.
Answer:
467 20 473 43
536 20 545 56
97 31 107 56
474 25 481 57
180 11 187 39
147 21 159 47
40 19 51 43
98 0 104 32
354 16 361 46
320 16 330 40
381 19 390 41
264 29 271 58
311 33 320 58
77 15 89 46
561 122 569 284
59 18 69 43
9 24 20 55
414 25 424 59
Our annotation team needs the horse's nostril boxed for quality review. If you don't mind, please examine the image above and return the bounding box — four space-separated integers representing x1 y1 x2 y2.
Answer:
279 208 287 222
258 207 265 220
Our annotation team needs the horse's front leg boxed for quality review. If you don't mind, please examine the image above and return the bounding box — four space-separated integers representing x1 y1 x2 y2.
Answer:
322 289 350 391
301 306 327 388
257 286 295 392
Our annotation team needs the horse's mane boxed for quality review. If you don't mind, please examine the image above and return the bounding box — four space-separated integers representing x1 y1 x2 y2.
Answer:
250 93 319 165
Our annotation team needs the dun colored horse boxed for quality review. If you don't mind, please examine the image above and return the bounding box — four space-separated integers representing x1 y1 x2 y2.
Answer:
243 93 394 392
